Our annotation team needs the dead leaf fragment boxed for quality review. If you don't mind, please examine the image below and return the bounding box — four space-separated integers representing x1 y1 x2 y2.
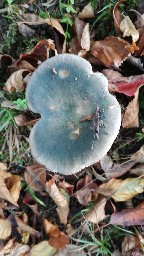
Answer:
4 69 30 93
69 18 87 54
18 22 36 37
25 164 46 192
91 37 134 67
100 145 144 179
30 241 56 256
7 174 21 203
103 160 135 179
0 239 30 256
23 191 39 215
122 235 142 256
113 0 124 31
110 202 144 226
10 59 35 72
75 176 98 205
130 163 144 176
20 39 57 68
46 178 69 224
85 196 107 223
18 13 66 53
131 145 144 163
80 23 90 51
42 218 69 250
58 180 74 195
122 89 139 128
78 3 94 19
0 171 18 206
15 215 41 237
120 16 139 43
55 244 87 256
14 113 39 126
99 178 144 202
0 219 12 240
100 155 113 173
102 69 144 96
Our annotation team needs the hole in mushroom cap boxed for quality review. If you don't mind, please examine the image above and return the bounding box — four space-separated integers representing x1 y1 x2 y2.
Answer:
59 69 69 78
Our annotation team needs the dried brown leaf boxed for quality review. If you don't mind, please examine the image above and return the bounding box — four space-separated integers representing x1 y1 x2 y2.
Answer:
122 235 142 256
85 196 107 223
0 239 30 256
10 59 35 72
14 113 39 126
30 241 56 256
18 22 36 37
99 178 144 202
102 160 135 179
80 23 90 51
4 69 31 93
122 90 139 128
130 145 144 163
55 245 87 256
58 181 74 195
100 155 113 173
110 202 144 226
130 163 144 176
18 13 66 53
78 3 94 19
46 178 69 224
0 219 12 240
100 145 144 179
69 18 86 54
1 100 17 109
0 171 18 206
25 164 46 192
75 176 98 205
23 191 39 215
15 215 41 237
42 218 69 250
7 174 21 203
20 39 57 68
120 16 139 43
113 0 124 31
91 37 135 67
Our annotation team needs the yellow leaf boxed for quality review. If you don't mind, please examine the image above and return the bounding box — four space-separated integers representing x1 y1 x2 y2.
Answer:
99 178 144 202
120 16 139 43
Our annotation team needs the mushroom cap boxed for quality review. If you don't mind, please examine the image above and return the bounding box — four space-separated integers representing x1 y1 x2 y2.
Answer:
26 54 121 175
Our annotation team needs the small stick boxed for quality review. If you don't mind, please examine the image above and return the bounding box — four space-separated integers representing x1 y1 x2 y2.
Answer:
92 105 100 139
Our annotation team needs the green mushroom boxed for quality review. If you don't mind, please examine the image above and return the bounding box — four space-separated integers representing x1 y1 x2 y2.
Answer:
26 54 121 175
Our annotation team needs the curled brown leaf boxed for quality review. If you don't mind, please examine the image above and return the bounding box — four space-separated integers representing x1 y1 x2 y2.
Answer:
46 178 69 225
